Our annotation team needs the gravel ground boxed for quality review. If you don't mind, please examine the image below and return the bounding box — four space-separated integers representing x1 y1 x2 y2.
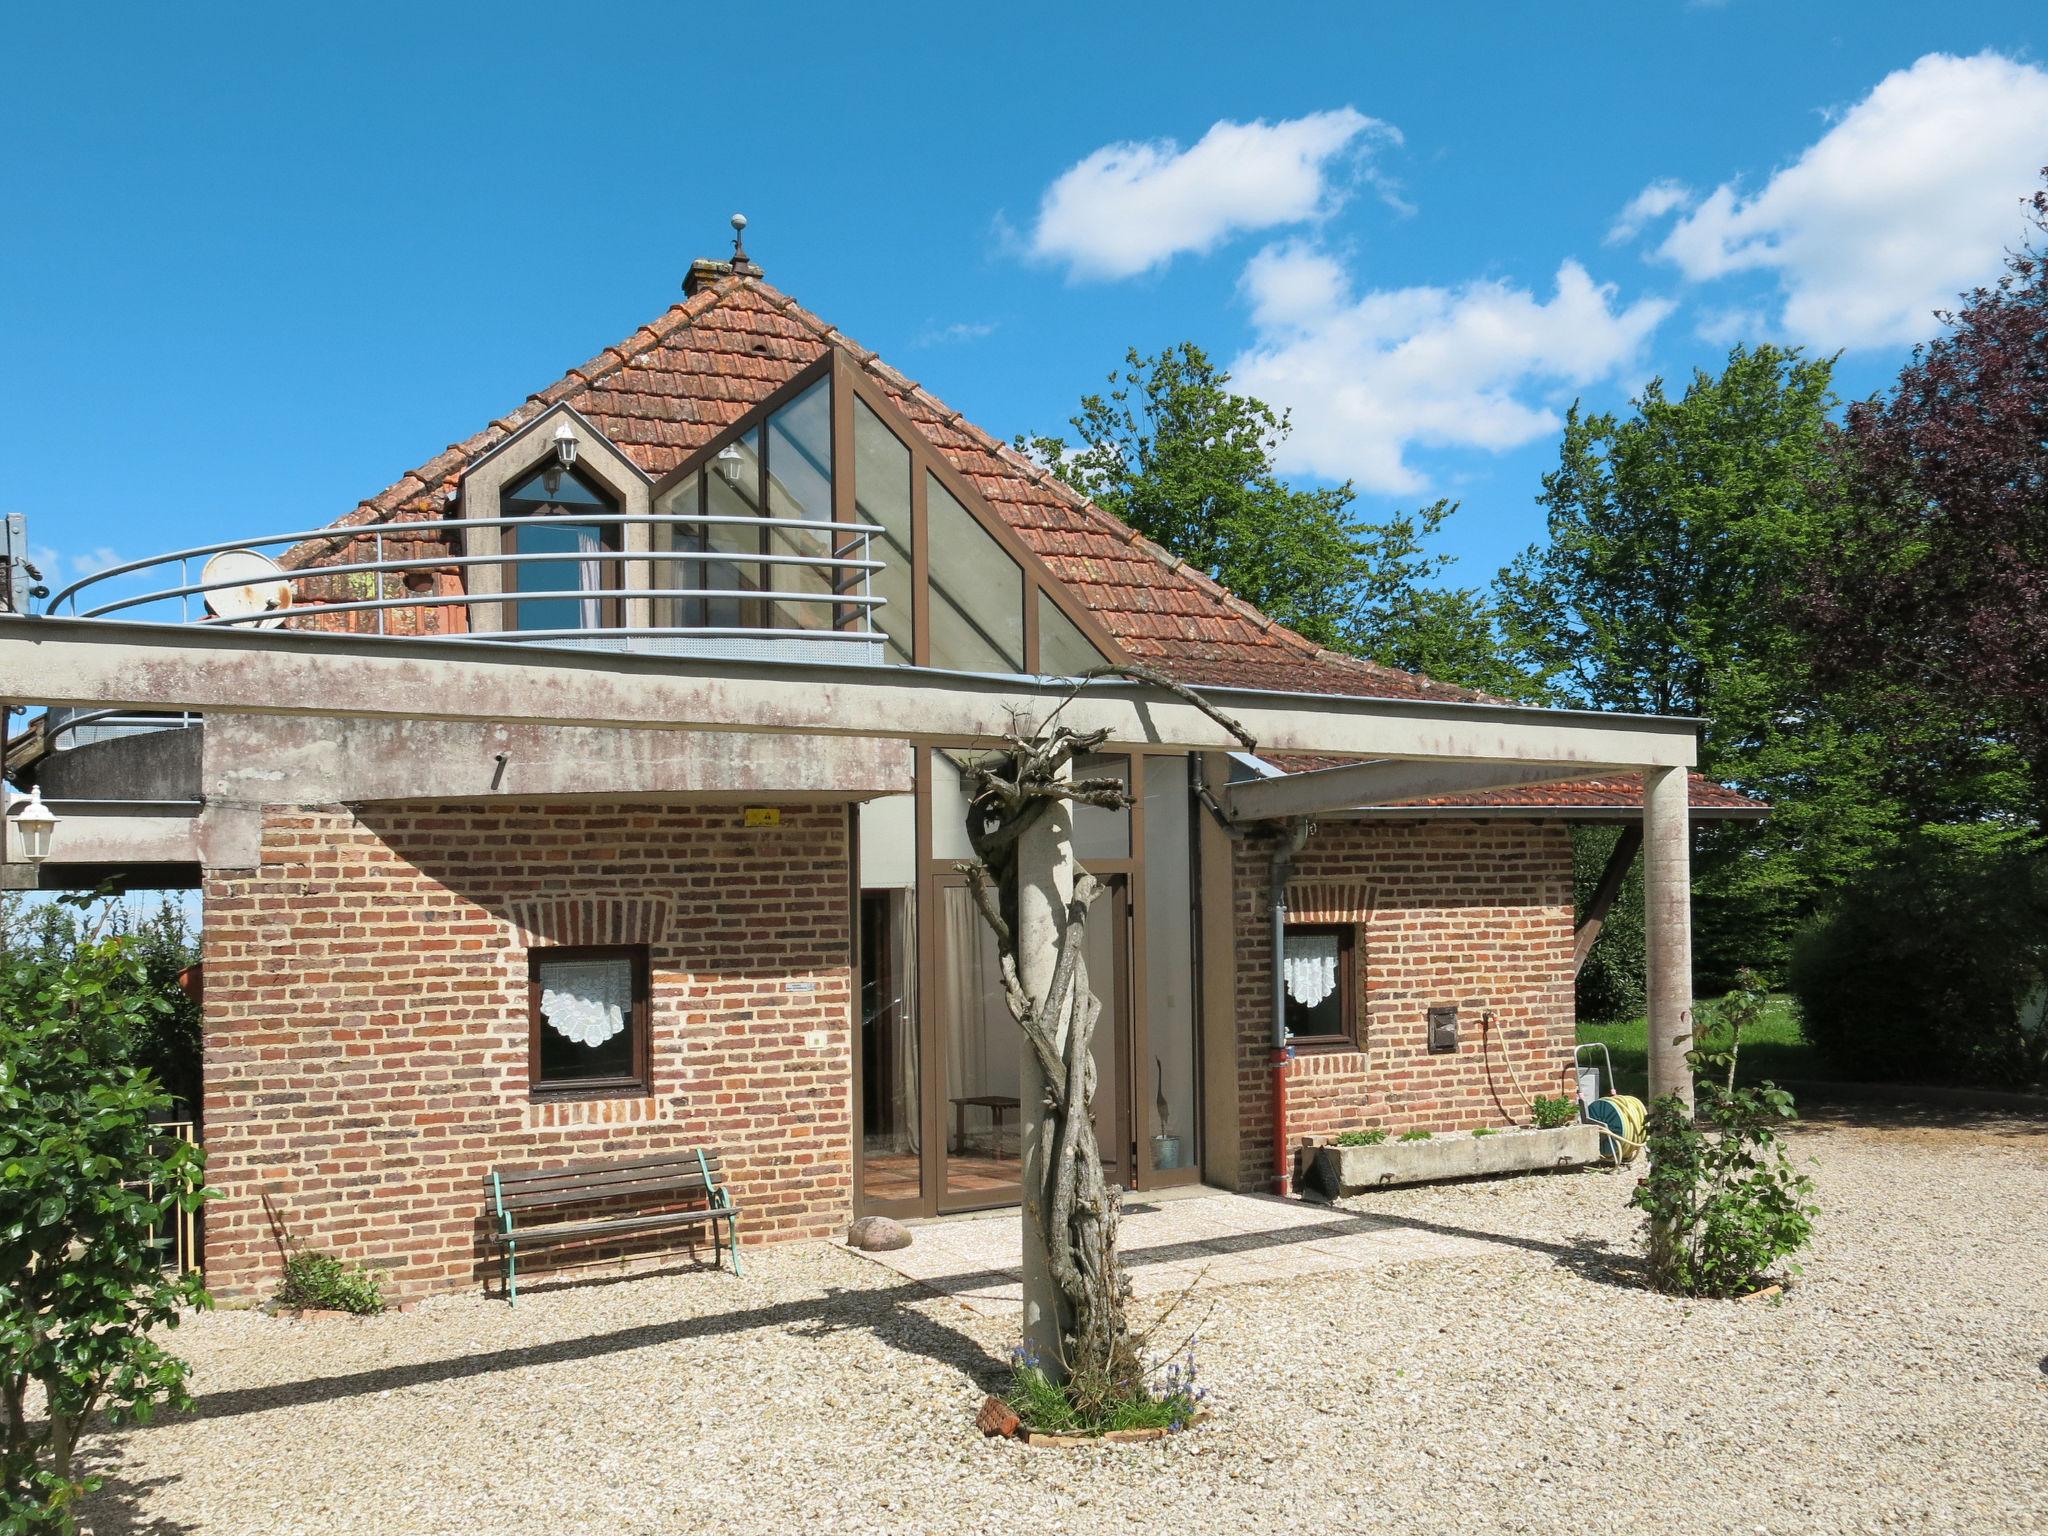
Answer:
79 1106 2047 1535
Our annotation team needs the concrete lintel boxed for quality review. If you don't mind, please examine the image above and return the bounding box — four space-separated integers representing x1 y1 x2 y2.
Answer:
1224 760 1637 823
0 617 1701 769
201 715 913 808
4 812 199 869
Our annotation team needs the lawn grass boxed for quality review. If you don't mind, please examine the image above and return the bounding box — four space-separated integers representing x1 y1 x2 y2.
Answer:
1576 992 1815 1101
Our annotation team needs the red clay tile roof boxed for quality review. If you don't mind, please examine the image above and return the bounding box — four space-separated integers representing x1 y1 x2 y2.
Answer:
331 275 1481 707
1251 757 1766 816
327 272 1764 817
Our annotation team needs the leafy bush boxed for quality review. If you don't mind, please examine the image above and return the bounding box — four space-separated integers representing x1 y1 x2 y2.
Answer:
1790 839 2047 1086
1632 972 1819 1297
1530 1094 1578 1130
1398 1129 1433 1142
275 1251 385 1315
1332 1127 1388 1147
1470 1127 1495 1138
0 898 210 1531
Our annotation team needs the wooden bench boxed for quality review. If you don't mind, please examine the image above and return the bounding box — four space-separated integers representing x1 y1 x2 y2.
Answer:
485 1149 741 1303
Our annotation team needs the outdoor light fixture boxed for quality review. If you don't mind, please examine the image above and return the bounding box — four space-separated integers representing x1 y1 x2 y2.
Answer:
7 783 57 864
715 442 746 486
542 422 579 496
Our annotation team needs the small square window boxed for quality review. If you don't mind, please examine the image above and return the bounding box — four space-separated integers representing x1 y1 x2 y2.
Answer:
527 946 651 1097
1282 924 1356 1048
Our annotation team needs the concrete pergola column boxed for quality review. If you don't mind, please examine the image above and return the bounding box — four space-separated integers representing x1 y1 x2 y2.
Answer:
1016 776 1075 1367
1642 765 1695 1114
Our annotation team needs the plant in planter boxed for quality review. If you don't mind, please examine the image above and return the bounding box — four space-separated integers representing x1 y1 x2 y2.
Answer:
1332 1127 1388 1147
1632 971 1819 1297
1531 1094 1577 1130
1398 1129 1433 1142
1471 1127 1496 1138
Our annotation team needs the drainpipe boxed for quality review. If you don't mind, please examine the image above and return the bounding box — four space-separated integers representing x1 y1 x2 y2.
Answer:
1269 817 1312 1196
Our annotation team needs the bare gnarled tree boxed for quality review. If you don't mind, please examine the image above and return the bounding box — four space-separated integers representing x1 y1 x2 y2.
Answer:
954 664 1252 1397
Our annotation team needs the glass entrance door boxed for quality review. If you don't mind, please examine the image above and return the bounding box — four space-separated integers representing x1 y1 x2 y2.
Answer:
933 874 1132 1209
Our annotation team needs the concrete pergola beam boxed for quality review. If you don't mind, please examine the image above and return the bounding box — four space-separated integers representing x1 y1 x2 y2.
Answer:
0 616 1699 770
1223 760 1639 822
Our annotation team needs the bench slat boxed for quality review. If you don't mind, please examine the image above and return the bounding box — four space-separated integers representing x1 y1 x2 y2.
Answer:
494 1149 726 1187
486 1205 744 1249
492 1167 717 1210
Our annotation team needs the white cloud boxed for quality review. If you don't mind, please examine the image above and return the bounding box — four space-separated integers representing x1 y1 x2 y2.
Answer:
912 319 999 347
1030 108 1394 279
70 547 123 577
1230 249 1672 495
1606 179 1693 245
1653 51 2048 348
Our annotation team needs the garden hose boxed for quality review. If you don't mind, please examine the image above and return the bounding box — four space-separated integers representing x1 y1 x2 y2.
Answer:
1585 1094 1646 1163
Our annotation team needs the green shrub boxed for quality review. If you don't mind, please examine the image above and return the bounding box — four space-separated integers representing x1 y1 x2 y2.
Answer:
1398 1129 1433 1142
0 898 210 1531
1332 1127 1388 1147
1470 1127 1495 1138
1632 971 1818 1297
276 1251 386 1315
1530 1094 1578 1130
1005 1342 1202 1435
1789 839 2047 1086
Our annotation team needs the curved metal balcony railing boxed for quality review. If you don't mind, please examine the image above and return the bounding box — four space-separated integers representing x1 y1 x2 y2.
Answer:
46 512 887 654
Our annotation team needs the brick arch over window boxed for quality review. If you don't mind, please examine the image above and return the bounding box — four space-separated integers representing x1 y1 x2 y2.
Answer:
503 894 674 950
1285 881 1374 925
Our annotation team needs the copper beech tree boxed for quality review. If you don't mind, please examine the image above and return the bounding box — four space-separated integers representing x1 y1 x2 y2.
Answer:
955 664 1252 1396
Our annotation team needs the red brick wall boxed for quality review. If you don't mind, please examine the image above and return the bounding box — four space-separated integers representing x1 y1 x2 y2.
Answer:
200 801 853 1299
1231 820 1578 1188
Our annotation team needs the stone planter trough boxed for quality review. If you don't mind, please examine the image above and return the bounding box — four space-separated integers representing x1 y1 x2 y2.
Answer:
1311 1124 1603 1197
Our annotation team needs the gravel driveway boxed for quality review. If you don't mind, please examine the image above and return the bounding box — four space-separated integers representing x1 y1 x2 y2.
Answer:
80 1106 2047 1535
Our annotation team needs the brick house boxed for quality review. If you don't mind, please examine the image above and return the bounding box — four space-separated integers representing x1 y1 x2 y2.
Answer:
2 247 1761 1300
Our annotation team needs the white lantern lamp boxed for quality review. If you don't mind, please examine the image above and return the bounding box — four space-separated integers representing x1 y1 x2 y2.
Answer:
8 783 57 864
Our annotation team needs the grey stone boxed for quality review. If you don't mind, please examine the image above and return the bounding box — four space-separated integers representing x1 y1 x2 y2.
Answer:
844 1215 913 1251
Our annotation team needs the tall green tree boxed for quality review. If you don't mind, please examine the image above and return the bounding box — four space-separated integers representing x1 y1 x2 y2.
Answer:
1022 343 1511 691
1494 345 1869 980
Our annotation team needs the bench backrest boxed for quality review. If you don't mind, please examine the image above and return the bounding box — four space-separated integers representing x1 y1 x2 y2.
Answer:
487 1149 728 1217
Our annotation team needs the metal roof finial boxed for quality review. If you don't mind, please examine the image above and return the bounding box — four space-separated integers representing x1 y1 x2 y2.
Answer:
730 212 759 276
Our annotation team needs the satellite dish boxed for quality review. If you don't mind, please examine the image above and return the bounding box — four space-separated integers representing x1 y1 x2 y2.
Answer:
200 550 294 627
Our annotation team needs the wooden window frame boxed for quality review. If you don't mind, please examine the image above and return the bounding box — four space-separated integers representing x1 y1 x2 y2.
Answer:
1281 922 1358 1051
526 944 653 1099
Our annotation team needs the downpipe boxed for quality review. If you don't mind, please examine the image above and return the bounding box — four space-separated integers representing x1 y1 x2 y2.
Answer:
1269 817 1313 1196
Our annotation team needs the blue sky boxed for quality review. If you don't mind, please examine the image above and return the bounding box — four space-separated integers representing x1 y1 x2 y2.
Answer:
6 1 2046 609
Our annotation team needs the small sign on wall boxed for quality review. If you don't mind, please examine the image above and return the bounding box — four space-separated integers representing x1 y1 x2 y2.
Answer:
743 806 781 828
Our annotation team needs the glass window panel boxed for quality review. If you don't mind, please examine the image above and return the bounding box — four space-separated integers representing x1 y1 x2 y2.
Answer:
929 749 981 864
505 461 614 510
1072 752 1130 861
859 886 920 1204
853 397 914 665
652 472 700 628
1143 755 1198 1172
533 950 640 1086
702 429 763 629
765 379 834 630
1038 590 1108 676
927 473 1024 672
941 883 1021 1189
1283 926 1352 1043
509 520 608 633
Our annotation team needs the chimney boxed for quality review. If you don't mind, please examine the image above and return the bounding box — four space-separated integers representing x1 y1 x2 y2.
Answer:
683 213 762 296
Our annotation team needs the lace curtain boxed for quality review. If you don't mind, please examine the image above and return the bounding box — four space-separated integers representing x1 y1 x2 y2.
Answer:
1283 932 1340 1009
538 958 631 1048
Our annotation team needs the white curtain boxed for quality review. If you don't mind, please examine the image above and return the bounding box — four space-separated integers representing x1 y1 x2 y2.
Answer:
1284 933 1340 1009
539 958 631 1047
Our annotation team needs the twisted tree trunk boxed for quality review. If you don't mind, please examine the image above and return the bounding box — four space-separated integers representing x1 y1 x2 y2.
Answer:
956 666 1250 1391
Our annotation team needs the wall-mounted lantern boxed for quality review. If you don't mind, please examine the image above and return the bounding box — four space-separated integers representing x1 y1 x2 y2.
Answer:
542 422 580 495
7 783 58 864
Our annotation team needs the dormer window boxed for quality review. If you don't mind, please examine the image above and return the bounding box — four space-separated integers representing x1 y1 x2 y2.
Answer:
502 461 622 634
